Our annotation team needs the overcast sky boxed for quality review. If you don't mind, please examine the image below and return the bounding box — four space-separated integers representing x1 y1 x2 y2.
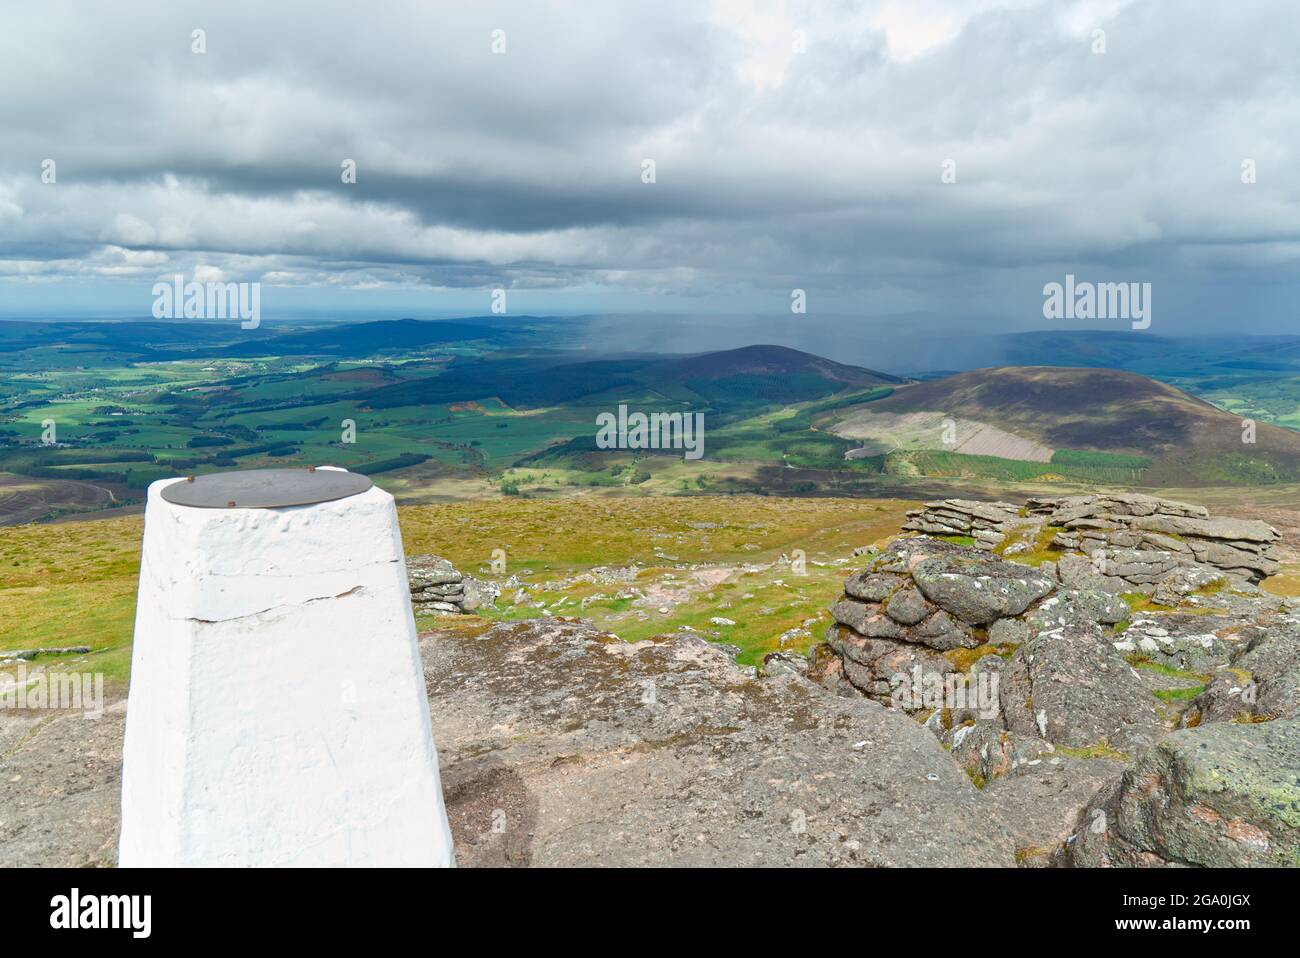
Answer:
1 0 1298 335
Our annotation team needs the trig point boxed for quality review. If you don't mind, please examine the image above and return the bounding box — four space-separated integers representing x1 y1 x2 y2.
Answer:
118 467 454 867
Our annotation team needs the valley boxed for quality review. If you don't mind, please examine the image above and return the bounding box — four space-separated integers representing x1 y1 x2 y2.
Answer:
3 319 1300 531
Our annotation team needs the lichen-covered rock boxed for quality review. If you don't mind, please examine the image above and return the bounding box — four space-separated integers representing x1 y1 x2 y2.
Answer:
459 576 495 611
1028 493 1207 522
910 609 979 650
1056 553 1128 594
1152 565 1228 606
843 571 905 602
1129 513 1278 545
1256 668 1300 721
809 522 1296 869
903 499 1024 537
910 552 1055 625
759 650 808 678
1112 613 1243 673
948 721 1011 780
1181 672 1262 727
982 756 1130 867
1093 548 1182 584
829 597 904 638
408 554 462 587
946 724 1060 786
1190 540 1280 580
885 586 933 625
869 535 974 572
1056 718 1300 867
1180 621 1300 726
1025 589 1128 631
829 538 996 650
825 624 954 704
989 616 1033 646
1001 623 1162 756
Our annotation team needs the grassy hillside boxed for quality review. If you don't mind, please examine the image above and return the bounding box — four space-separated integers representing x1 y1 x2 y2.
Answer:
5 483 1297 694
852 366 1300 485
0 495 917 688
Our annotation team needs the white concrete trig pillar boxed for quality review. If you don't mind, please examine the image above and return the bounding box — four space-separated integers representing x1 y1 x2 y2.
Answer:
118 468 454 867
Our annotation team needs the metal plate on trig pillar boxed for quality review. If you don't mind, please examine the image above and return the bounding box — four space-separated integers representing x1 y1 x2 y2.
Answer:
160 468 374 509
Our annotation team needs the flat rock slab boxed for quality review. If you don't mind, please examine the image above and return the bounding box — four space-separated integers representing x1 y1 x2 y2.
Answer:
910 494 1281 583
1131 514 1278 544
423 619 1017 867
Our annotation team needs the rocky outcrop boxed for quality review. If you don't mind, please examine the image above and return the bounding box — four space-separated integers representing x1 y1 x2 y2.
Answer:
814 531 1300 867
900 498 1029 550
0 618 1030 868
1179 620 1300 726
909 551 1056 626
1056 718 1300 867
407 555 496 614
3 574 1296 868
817 536 1103 711
903 493 1281 583
2 503 1294 869
424 618 1018 866
1000 623 1162 755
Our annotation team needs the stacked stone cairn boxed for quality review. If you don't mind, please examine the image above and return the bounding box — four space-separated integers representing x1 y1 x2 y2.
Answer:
407 555 496 615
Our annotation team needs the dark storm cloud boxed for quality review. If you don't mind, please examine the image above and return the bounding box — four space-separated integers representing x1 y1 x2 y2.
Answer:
1 0 1299 330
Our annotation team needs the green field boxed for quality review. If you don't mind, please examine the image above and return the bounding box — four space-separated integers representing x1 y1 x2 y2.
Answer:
0 495 919 688
6 484 1295 692
892 448 1153 485
5 320 1300 528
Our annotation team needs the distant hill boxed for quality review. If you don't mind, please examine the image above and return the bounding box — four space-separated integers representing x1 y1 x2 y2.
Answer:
850 366 1300 485
0 320 261 357
993 331 1188 370
0 317 508 361
218 318 503 357
888 329 1300 380
644 344 902 409
660 344 903 386
360 344 900 411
